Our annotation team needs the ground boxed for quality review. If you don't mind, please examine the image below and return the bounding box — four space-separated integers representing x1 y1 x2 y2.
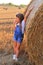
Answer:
0 50 31 65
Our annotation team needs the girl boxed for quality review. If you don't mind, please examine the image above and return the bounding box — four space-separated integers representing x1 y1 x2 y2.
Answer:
13 7 33 61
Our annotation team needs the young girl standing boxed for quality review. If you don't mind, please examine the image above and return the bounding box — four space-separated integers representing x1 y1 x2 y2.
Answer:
13 7 33 61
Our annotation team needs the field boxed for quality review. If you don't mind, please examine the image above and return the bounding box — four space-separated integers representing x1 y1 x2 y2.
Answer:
0 1 43 65
0 5 30 65
0 5 26 50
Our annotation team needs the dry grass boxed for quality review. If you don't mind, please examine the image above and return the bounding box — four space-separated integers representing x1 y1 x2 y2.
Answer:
0 5 26 51
0 5 26 22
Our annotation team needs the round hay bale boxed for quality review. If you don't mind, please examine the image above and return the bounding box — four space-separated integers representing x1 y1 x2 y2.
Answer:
25 0 43 65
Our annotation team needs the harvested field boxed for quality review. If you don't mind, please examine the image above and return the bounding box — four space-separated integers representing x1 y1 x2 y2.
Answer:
0 0 43 65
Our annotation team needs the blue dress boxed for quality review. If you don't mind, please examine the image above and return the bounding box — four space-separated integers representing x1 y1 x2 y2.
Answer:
13 25 23 43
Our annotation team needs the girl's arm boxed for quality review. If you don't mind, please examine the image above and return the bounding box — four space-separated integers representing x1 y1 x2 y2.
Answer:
24 7 33 22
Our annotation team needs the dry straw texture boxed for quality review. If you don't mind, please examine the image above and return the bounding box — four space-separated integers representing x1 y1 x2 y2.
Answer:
25 0 43 65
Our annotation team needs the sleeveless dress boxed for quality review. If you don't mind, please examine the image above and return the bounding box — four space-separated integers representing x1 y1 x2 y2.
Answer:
13 20 25 43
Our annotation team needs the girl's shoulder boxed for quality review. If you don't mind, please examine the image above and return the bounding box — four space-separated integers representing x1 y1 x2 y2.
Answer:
21 20 25 25
21 20 26 27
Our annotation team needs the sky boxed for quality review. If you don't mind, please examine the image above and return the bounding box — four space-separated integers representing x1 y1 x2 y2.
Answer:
0 0 31 5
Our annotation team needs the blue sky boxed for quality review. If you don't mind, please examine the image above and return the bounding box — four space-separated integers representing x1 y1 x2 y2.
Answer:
0 0 31 5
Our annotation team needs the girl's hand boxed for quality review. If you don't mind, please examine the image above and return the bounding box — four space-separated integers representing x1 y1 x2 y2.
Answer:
24 6 34 22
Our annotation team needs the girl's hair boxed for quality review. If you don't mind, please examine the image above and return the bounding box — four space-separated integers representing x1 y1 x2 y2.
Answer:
16 13 24 23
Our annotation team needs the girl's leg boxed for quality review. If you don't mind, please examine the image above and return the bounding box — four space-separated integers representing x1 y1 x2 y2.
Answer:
16 42 21 58
13 41 17 54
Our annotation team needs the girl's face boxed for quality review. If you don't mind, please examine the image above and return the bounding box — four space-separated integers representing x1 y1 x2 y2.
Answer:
15 17 20 24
